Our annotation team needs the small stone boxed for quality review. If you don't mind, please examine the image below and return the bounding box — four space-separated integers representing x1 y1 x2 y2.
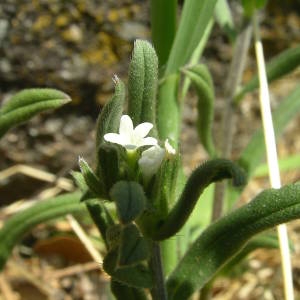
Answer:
62 24 83 43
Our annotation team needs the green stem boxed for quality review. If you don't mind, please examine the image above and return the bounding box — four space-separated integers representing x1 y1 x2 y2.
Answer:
150 242 168 300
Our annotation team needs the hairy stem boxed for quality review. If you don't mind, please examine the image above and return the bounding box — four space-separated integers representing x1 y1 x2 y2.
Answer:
150 242 168 300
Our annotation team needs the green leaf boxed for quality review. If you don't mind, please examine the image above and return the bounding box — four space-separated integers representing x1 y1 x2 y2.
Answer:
106 224 123 250
148 159 246 240
111 280 148 300
238 85 300 176
0 192 83 270
78 157 105 197
110 181 146 224
85 199 114 248
183 64 216 156
128 40 158 131
0 88 71 139
218 232 281 277
167 183 300 300
241 0 268 17
254 154 300 178
97 144 122 197
70 171 88 192
95 78 125 148
118 223 149 267
150 0 177 66
236 45 300 102
214 0 236 42
165 0 218 75
103 248 153 289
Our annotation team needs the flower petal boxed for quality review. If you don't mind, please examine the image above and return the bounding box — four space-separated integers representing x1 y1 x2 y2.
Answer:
138 145 165 179
104 133 125 145
119 115 134 140
138 137 158 147
134 122 153 138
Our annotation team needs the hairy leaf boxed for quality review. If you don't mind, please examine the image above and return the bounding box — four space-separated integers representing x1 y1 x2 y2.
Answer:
140 159 245 240
167 184 300 300
0 88 70 139
78 157 105 197
110 181 146 224
128 40 158 132
0 192 83 270
95 78 125 148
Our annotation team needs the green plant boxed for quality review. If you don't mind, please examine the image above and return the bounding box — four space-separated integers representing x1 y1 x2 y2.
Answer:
1 1 300 299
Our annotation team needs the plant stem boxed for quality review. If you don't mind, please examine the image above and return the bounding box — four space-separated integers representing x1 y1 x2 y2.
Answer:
253 12 294 300
150 242 168 300
211 21 252 222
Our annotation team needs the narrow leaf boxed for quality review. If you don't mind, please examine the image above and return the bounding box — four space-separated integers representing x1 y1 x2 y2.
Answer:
165 0 218 75
78 157 105 197
97 144 121 197
238 85 300 176
95 77 125 148
85 199 114 248
110 181 146 224
0 88 70 139
150 0 177 66
214 0 236 42
0 192 83 270
167 184 300 300
128 40 158 132
183 64 216 156
236 45 300 102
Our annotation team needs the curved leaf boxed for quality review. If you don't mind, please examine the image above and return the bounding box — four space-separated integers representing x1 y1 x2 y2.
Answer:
167 184 300 300
0 88 71 139
0 192 83 270
183 64 216 156
141 159 245 240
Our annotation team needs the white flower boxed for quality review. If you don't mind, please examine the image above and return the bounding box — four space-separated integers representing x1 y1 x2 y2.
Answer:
138 145 165 180
104 115 157 150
